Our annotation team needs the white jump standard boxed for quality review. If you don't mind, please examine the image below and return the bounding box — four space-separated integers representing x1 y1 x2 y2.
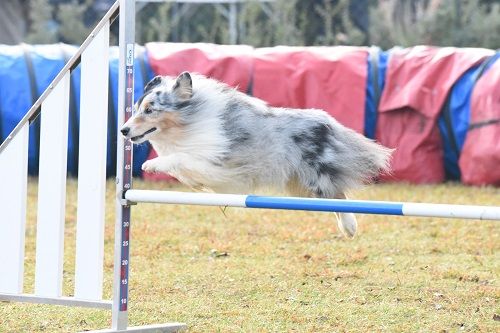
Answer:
0 0 186 332
125 190 500 221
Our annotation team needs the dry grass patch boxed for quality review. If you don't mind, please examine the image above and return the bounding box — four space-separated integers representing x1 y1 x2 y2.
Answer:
0 179 499 332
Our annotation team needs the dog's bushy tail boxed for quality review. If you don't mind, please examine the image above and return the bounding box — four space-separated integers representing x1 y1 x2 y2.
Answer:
315 121 393 198
344 134 394 188
331 128 393 238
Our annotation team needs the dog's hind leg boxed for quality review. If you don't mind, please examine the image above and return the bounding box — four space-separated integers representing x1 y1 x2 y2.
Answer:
333 193 357 238
286 177 357 238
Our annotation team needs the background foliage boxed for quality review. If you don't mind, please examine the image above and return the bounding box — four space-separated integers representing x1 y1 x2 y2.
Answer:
24 0 500 49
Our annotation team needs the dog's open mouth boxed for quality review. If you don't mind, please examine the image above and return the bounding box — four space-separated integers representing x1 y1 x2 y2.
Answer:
131 127 157 142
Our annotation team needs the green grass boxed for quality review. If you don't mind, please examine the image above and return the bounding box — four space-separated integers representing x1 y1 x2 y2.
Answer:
1 179 499 332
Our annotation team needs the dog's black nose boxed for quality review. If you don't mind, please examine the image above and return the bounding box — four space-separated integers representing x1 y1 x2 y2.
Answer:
121 127 130 136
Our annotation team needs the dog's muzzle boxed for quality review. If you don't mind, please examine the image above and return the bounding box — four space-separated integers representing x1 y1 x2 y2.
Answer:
128 127 157 142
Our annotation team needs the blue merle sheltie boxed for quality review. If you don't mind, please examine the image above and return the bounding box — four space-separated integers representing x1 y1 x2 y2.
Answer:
121 72 392 238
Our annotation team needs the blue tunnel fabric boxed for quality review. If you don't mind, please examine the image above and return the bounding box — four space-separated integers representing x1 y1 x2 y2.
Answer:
364 47 390 139
438 65 481 180
0 47 25 143
0 45 54 174
0 44 153 177
438 52 500 180
0 46 32 146
21 45 41 176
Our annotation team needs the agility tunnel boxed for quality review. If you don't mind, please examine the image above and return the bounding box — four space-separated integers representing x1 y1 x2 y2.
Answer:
144 43 500 186
1 43 499 185
0 43 153 177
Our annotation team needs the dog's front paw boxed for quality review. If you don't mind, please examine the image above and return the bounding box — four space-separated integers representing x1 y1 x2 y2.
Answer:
141 159 160 173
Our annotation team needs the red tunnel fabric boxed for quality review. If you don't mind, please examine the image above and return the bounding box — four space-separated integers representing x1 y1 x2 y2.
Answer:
252 46 369 133
459 59 500 186
143 43 254 181
142 43 497 185
146 42 253 92
376 46 492 183
143 44 368 181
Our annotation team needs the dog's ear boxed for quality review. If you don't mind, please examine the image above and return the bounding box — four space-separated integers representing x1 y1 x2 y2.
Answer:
144 76 163 93
172 72 192 102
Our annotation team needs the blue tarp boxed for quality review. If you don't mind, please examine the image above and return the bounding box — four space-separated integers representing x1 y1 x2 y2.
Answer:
364 47 390 139
363 46 497 181
0 46 33 167
438 52 500 180
0 45 65 174
0 44 153 177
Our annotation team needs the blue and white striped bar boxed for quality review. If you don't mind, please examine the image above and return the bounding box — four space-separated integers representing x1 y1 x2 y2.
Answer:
125 190 500 220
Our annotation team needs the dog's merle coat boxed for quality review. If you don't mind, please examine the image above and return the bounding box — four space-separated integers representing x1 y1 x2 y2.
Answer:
121 72 392 237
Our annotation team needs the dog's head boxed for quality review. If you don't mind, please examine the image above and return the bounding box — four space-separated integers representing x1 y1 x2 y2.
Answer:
120 71 193 143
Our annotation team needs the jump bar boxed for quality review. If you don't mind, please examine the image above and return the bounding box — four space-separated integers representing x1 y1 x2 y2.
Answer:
124 190 500 220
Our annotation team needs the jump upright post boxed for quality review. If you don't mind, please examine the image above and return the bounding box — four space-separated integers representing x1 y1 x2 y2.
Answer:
0 0 185 332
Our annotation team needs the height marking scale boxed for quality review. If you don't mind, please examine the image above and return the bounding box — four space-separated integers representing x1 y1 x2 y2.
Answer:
118 43 135 312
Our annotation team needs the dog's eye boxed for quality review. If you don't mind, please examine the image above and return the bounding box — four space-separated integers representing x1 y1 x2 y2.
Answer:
144 108 153 114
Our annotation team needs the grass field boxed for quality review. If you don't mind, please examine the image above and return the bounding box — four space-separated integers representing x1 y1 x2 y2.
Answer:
0 179 499 332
